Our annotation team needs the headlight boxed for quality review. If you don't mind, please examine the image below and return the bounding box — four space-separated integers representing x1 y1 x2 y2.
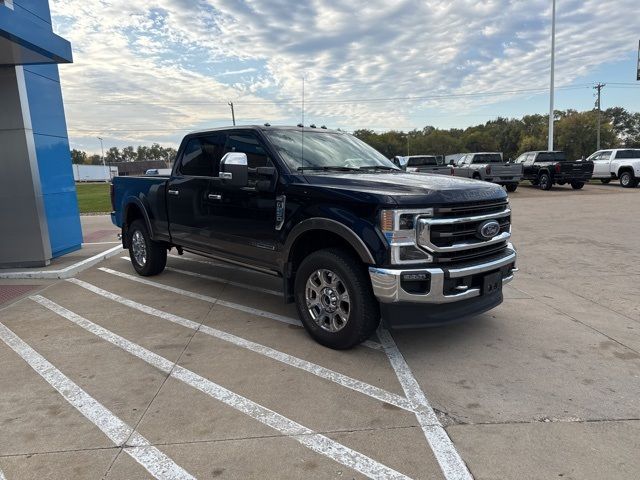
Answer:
379 209 434 265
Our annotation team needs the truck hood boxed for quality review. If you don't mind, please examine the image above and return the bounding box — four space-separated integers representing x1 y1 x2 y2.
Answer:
301 171 507 206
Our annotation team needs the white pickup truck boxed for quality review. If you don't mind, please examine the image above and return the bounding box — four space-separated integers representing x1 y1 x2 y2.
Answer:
587 149 640 188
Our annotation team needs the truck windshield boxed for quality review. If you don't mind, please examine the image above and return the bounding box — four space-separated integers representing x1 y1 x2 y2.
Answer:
407 156 438 166
472 154 503 163
264 130 399 172
537 152 567 161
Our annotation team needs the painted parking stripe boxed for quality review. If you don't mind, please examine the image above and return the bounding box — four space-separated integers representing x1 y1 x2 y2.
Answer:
119 257 281 296
97 267 383 351
32 296 411 480
377 328 472 480
0 321 195 480
66 279 412 412
0 467 6 480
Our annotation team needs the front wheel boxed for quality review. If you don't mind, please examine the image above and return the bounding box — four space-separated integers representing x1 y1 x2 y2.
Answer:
619 171 639 188
127 219 167 276
505 183 518 192
570 181 585 190
539 173 552 190
294 248 379 349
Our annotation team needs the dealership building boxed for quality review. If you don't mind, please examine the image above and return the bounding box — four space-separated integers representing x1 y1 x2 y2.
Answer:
0 0 82 267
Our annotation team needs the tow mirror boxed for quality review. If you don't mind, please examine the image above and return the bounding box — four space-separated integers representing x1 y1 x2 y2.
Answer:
220 152 248 187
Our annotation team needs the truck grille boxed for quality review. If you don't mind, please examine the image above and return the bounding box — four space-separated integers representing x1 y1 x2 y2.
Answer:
417 202 511 263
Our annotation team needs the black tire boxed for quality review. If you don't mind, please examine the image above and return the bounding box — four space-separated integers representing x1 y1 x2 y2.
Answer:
619 170 639 188
505 183 518 192
472 173 481 180
539 172 552 190
127 219 167 276
570 181 585 190
600 178 611 184
294 248 379 349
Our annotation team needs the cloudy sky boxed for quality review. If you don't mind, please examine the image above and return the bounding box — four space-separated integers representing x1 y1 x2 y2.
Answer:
50 0 640 153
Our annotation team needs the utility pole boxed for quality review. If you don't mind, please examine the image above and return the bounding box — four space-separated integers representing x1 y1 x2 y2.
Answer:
97 136 107 182
228 101 236 126
594 83 605 150
548 0 556 151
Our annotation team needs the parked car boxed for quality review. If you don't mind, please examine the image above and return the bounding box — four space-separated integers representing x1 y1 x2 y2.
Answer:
586 149 640 188
111 125 517 349
514 151 594 190
452 152 523 192
392 155 453 176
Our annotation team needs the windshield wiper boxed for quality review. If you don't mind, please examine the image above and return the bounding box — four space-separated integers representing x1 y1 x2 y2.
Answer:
358 165 399 171
297 166 361 172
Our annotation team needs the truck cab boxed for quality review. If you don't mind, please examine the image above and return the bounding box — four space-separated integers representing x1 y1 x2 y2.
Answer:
453 152 523 192
111 126 517 349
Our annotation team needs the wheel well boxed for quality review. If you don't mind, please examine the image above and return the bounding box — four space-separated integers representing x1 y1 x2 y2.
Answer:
618 166 634 177
472 172 481 179
122 204 144 247
284 230 363 303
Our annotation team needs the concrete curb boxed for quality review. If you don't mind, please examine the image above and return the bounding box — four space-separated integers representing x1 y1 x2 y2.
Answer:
0 245 123 280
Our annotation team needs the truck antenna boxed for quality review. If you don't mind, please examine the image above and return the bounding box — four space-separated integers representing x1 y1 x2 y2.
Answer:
301 75 305 171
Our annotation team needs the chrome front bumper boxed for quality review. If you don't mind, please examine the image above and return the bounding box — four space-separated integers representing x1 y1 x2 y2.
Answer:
369 244 517 304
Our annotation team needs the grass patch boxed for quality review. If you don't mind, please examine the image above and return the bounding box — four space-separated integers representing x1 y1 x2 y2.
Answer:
75 183 111 213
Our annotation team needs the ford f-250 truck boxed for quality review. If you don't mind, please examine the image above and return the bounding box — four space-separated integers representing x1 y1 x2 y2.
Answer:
586 148 640 188
111 126 517 349
514 151 594 190
452 153 523 192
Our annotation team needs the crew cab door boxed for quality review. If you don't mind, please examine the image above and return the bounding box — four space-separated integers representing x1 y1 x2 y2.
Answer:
591 151 612 177
205 130 279 269
166 133 226 250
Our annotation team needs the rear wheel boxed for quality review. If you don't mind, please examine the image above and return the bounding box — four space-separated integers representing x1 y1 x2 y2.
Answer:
127 219 167 276
600 178 611 184
570 181 585 190
294 248 379 349
619 170 639 188
539 172 552 190
505 183 518 192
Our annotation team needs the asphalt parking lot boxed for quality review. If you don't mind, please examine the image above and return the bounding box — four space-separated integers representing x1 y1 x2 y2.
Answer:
1 182 639 480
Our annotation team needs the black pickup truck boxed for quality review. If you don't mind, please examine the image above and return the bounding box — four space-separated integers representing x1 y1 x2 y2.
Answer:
514 151 593 190
111 126 517 349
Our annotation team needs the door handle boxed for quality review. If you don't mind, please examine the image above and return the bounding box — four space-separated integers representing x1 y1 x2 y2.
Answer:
168 189 179 196
207 194 222 201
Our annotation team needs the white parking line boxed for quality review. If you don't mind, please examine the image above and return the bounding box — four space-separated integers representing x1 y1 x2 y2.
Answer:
0 321 195 480
119 257 281 296
66 279 412 412
97 267 384 351
377 328 472 480
32 295 411 480
0 467 6 480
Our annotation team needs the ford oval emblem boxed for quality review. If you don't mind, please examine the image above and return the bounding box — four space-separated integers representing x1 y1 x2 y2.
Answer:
477 220 500 240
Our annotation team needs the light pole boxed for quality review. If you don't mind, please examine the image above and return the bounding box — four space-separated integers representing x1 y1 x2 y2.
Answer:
548 0 556 151
97 136 107 182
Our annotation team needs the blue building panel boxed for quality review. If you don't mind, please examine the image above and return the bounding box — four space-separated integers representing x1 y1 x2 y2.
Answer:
24 67 69 137
13 0 52 25
32 133 76 195
41 190 82 257
24 64 60 82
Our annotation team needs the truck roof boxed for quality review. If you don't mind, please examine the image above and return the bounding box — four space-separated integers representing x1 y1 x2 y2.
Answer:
186 125 344 136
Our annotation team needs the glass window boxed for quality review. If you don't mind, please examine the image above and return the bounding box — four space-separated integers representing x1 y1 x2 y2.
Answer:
614 150 640 159
179 134 225 176
407 156 438 167
224 132 273 186
264 130 397 171
472 153 503 164
536 152 567 162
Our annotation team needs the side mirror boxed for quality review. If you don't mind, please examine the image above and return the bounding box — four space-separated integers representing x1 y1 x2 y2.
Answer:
220 152 248 187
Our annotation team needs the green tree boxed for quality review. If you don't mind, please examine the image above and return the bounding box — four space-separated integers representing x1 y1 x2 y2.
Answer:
71 149 87 164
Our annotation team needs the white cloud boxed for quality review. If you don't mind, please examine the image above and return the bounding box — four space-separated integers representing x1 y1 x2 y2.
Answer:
50 0 639 150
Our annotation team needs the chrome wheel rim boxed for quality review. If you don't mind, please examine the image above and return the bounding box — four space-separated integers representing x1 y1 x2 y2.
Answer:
305 269 350 332
621 173 629 186
131 230 147 266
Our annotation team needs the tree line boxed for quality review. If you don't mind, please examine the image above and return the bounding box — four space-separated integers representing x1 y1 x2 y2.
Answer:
353 107 640 161
71 143 177 165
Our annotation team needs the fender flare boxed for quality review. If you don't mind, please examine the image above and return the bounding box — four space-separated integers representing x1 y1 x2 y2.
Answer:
283 218 376 266
122 197 154 243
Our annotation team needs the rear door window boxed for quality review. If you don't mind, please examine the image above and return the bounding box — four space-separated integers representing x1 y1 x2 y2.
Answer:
614 150 640 159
